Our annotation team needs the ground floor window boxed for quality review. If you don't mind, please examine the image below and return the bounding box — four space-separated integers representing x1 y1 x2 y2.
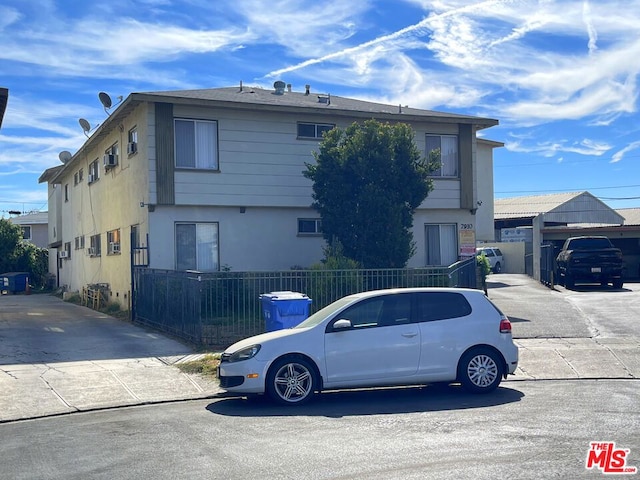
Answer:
425 224 458 266
175 222 219 271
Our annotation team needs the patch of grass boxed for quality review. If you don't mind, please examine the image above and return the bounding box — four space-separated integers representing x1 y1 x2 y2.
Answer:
177 353 221 376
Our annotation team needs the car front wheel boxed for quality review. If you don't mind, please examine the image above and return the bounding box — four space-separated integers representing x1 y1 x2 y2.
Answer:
266 356 318 405
458 349 502 393
493 262 501 273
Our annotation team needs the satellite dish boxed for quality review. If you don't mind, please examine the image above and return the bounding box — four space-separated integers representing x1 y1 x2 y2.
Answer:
58 151 72 163
79 118 92 137
99 91 112 111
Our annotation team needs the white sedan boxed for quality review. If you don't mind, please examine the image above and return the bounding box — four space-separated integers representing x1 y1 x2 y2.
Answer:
218 287 518 405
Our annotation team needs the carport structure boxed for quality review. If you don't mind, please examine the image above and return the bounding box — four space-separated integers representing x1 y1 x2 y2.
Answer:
494 191 640 282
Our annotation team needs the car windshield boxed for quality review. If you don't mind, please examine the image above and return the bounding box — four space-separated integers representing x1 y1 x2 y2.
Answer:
294 297 355 328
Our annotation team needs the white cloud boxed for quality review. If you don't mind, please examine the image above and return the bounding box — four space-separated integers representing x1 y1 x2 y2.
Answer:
611 141 640 163
505 138 611 157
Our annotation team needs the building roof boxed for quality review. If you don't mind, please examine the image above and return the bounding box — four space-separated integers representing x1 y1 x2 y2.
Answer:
139 85 499 127
617 208 640 226
8 211 48 225
495 191 625 225
495 192 587 219
44 84 500 185
0 87 8 128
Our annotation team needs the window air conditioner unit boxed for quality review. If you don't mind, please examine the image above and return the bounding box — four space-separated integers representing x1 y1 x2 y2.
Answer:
110 243 120 253
59 251 68 259
87 247 96 256
127 142 137 155
88 173 95 184
103 154 118 168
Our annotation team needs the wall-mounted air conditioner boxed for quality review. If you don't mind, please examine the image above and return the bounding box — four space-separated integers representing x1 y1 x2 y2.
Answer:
110 243 121 253
127 142 137 155
103 154 118 168
59 251 69 259
88 173 95 184
87 247 97 256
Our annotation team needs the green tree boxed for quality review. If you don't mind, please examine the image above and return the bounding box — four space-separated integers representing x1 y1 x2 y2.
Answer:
0 218 21 273
0 218 49 288
304 119 437 268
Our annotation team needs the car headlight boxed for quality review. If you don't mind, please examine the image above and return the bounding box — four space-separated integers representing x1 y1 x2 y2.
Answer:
227 344 261 363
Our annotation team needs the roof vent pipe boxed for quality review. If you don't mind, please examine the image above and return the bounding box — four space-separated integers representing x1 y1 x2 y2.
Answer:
305 84 310 95
274 80 286 95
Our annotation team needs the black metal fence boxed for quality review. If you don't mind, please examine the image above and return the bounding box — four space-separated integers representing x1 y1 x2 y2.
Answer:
133 257 478 347
540 244 557 287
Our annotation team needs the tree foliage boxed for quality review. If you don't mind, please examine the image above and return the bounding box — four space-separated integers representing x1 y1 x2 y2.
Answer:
304 119 437 268
0 218 49 288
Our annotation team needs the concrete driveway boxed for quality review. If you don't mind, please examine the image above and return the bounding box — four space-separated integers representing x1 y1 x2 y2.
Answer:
1 276 639 423
0 294 221 422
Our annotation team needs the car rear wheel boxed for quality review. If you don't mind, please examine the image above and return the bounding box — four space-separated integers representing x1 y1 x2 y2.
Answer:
458 348 502 393
266 356 318 405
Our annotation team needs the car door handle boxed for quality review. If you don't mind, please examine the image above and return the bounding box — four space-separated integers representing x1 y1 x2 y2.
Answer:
401 332 418 338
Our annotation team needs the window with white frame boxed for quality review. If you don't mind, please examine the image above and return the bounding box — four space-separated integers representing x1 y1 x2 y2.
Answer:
297 122 334 139
107 229 121 255
297 218 322 235
425 224 458 266
175 223 219 271
74 235 85 250
426 135 458 177
175 119 218 170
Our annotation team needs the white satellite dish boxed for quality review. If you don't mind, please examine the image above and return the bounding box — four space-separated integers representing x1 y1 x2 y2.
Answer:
79 118 91 136
99 91 112 112
58 151 72 163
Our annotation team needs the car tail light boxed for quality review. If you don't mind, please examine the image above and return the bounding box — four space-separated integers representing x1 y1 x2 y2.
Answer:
499 316 512 334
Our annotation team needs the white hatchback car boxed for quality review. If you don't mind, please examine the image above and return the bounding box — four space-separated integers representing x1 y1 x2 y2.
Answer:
218 288 518 405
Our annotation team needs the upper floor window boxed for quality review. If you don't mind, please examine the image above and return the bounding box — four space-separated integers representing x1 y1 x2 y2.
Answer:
89 159 100 183
297 218 322 236
74 168 84 186
64 184 69 202
104 143 119 170
426 135 458 177
297 122 334 139
74 235 85 250
175 119 218 170
127 127 138 155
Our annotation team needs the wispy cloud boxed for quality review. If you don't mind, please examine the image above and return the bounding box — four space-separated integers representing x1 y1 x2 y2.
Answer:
505 138 611 157
611 141 640 163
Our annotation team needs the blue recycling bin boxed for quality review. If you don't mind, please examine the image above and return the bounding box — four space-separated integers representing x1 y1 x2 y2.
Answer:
0 272 30 294
260 291 312 332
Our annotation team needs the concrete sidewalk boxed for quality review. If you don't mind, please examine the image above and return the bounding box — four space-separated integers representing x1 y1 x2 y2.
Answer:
2 336 639 423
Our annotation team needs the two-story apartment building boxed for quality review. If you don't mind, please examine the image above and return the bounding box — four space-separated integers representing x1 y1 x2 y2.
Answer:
40 82 500 306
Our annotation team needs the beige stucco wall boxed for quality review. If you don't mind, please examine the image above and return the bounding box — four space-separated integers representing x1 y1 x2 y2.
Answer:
477 241 526 274
56 102 151 306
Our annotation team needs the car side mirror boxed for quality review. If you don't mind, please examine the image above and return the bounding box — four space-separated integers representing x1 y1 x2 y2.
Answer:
333 319 352 330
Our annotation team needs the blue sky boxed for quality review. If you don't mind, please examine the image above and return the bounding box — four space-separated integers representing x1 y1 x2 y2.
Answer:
1 0 639 217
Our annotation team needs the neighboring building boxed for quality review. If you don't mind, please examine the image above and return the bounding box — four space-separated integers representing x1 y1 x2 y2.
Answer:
8 212 49 248
40 82 501 305
493 192 640 280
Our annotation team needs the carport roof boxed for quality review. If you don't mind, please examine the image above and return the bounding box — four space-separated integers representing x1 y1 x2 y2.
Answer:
495 191 625 225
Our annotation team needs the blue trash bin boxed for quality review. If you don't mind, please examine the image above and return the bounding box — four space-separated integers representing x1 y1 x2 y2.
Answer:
260 291 312 332
0 272 30 294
